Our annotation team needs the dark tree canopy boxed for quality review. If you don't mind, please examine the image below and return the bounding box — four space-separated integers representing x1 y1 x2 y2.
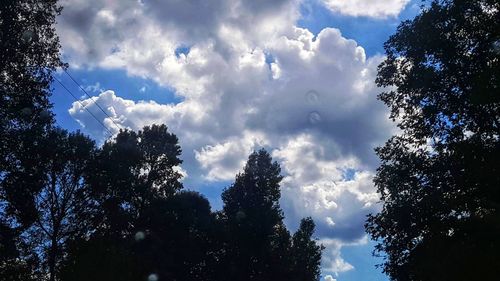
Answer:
0 0 65 171
222 149 284 237
221 150 322 281
61 191 220 281
2 129 96 281
88 124 183 237
0 1 66 280
290 218 324 281
1 122 323 281
366 1 500 280
221 149 285 281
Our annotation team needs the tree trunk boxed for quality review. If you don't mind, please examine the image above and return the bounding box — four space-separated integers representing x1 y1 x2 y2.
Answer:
49 235 57 281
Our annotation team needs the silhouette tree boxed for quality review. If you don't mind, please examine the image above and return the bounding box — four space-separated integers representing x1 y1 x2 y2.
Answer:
221 149 323 281
0 221 33 280
1 129 96 281
221 149 284 281
1 2 64 278
366 1 500 280
0 0 64 170
61 191 221 281
60 125 185 281
290 218 323 281
87 124 183 236
60 235 141 281
134 191 221 281
60 143 322 281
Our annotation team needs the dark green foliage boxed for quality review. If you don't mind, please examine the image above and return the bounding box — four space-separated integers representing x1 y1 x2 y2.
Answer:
135 191 221 281
290 218 324 281
0 0 65 172
1 128 96 281
0 222 28 280
0 1 67 280
222 149 283 241
88 124 183 236
4 129 96 281
61 191 221 281
221 150 323 281
221 150 285 281
1 120 323 281
60 236 141 281
366 1 500 280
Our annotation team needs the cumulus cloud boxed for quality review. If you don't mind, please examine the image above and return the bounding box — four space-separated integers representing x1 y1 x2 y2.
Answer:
324 275 337 281
272 134 380 273
322 0 410 18
195 131 269 181
273 135 380 240
62 0 394 276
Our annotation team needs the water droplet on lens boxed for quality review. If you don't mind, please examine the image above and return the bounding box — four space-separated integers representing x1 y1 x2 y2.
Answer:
21 107 32 116
148 273 159 281
39 109 51 120
236 210 246 221
306 90 319 104
22 30 34 43
492 40 500 54
135 231 145 241
308 111 322 125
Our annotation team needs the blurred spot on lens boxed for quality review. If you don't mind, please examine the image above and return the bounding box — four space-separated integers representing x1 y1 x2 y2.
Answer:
22 30 34 43
135 231 145 241
308 111 322 125
236 210 246 221
492 40 500 54
21 107 32 116
306 90 319 105
148 273 159 281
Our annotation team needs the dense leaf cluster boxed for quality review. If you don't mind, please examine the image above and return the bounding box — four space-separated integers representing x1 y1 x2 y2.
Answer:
1 125 323 281
366 0 500 280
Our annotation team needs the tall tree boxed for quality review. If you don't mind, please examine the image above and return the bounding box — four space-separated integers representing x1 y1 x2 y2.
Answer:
290 218 323 281
60 191 221 281
221 149 284 281
221 149 322 281
365 0 500 280
0 0 64 170
2 129 96 281
134 191 221 281
1 2 64 278
88 124 183 236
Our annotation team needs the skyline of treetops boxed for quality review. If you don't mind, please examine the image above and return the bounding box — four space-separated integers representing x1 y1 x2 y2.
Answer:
1 0 499 281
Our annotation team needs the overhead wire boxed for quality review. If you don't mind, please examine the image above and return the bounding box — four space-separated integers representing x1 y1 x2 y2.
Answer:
62 68 122 132
53 75 114 136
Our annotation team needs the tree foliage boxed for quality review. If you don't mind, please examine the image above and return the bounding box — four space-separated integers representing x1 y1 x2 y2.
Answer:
221 150 323 281
2 129 96 281
366 1 500 280
1 1 66 280
0 0 64 171
87 124 183 236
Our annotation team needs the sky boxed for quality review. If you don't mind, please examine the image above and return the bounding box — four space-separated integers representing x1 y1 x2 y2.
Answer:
50 0 422 280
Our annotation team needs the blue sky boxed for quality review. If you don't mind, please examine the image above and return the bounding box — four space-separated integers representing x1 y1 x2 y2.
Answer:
51 0 422 280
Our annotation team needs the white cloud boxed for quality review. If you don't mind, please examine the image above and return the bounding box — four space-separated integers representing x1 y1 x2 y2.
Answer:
61 0 394 275
322 0 410 18
195 131 269 181
84 82 102 93
324 275 337 281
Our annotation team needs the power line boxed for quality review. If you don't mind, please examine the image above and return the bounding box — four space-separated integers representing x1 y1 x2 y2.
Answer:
62 68 122 132
53 76 114 136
